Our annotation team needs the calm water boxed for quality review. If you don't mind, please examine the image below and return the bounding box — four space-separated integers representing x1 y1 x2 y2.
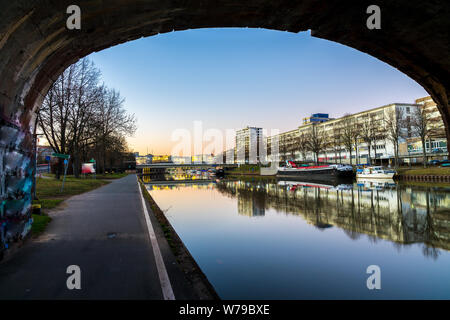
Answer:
145 176 450 299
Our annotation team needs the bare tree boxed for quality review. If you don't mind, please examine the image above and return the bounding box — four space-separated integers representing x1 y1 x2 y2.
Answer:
305 124 328 164
278 134 288 162
353 121 361 166
38 58 136 177
331 124 343 164
360 114 379 165
91 87 136 173
67 59 103 177
340 114 356 166
384 107 405 168
285 134 296 161
409 105 444 167
297 131 309 162
38 63 78 178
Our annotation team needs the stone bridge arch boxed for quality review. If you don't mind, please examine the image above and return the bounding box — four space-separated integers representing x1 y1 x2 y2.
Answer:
0 0 449 248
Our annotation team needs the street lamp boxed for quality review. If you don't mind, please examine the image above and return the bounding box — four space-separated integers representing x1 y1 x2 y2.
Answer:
32 133 45 200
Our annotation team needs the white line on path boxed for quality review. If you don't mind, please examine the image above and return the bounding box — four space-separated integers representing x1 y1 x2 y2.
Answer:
137 176 175 300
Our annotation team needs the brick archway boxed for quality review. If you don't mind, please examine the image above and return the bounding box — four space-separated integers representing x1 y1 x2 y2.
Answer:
0 0 449 246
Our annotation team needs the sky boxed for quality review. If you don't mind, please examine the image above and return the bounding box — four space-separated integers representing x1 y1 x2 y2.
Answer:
88 28 428 155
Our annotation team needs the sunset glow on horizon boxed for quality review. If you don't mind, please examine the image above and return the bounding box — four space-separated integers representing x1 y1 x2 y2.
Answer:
88 28 428 155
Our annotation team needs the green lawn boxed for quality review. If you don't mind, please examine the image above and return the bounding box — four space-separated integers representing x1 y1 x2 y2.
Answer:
39 198 64 209
398 167 450 176
95 172 129 179
31 214 52 236
400 180 450 188
36 175 110 201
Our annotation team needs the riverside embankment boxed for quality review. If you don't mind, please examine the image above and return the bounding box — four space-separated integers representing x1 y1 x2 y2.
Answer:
226 164 450 182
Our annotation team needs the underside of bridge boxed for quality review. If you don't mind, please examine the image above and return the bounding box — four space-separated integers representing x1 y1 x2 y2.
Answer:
0 0 449 250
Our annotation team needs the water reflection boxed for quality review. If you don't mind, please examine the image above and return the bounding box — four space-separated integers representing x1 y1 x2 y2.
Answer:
142 171 215 184
215 179 450 257
145 176 450 299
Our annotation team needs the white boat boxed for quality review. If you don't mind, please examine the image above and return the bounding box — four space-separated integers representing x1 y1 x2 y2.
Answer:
356 166 396 179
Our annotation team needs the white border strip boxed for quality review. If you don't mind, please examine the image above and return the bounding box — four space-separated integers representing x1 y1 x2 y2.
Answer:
137 176 175 300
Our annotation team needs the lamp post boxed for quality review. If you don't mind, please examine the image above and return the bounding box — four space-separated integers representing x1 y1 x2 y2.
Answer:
32 133 44 200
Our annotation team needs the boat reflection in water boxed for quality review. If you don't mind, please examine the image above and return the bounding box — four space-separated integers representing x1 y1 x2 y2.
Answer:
356 178 397 190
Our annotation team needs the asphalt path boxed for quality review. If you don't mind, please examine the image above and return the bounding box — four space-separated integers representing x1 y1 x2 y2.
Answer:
0 174 197 299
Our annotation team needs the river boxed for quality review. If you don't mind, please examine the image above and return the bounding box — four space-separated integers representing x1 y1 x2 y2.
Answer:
144 175 450 299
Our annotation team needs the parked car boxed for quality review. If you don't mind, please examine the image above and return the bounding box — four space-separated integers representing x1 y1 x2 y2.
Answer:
440 160 450 167
428 159 441 166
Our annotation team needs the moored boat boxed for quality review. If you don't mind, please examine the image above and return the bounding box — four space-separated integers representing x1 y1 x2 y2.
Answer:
356 166 396 179
277 161 354 181
215 168 225 178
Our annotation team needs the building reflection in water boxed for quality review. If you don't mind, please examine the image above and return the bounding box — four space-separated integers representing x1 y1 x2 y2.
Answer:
215 179 450 257
234 184 266 217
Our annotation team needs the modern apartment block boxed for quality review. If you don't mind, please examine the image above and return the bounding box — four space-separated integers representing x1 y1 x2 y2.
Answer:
268 103 418 165
235 126 263 164
406 96 448 157
228 97 447 166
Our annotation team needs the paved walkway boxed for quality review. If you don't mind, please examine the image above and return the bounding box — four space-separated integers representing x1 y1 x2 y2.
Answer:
0 174 196 299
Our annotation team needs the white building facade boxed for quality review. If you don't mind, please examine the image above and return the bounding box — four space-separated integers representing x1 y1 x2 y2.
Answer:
235 126 264 164
267 103 419 166
230 97 446 166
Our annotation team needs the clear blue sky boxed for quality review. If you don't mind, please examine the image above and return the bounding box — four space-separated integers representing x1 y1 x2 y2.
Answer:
89 28 427 154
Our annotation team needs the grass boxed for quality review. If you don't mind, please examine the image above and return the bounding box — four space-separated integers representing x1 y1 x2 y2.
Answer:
39 198 65 210
397 167 450 176
400 180 450 188
36 175 110 201
94 172 129 179
31 214 52 236
227 164 261 175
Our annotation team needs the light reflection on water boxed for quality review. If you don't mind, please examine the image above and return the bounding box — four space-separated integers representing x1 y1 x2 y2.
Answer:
145 176 450 299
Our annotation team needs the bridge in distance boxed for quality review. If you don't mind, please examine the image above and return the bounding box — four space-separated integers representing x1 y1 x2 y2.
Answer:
143 179 216 186
136 163 238 169
136 162 238 175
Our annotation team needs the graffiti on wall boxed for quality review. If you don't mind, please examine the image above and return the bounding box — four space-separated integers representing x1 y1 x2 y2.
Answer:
0 116 34 258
